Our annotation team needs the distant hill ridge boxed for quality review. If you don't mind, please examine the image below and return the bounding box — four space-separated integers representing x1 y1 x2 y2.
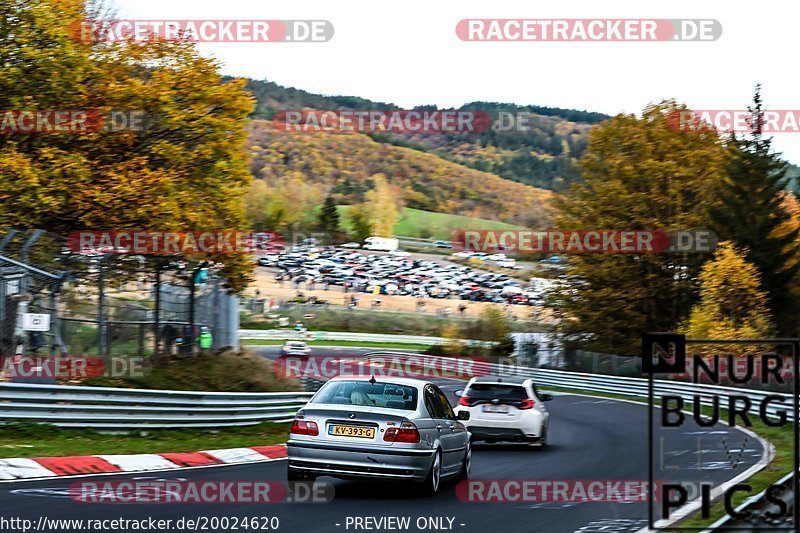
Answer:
236 77 609 191
247 120 553 228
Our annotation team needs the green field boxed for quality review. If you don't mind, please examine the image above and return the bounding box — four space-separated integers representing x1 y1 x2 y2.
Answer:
337 206 526 240
242 339 431 350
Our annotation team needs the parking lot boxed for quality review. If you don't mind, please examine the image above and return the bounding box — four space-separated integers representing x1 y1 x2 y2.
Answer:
253 247 559 312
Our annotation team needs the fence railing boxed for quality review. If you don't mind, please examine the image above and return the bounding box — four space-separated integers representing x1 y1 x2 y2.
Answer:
0 382 312 430
239 329 494 347
363 352 794 420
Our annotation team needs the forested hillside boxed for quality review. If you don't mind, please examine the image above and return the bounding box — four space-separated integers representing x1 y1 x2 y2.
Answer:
247 120 553 228
241 78 607 190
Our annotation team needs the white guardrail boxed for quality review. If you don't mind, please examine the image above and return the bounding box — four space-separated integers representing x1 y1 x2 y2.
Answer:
240 329 494 347
362 352 795 421
0 383 313 430
0 352 791 432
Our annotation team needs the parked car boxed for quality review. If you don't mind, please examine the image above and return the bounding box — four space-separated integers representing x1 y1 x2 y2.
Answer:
363 236 399 252
452 251 474 258
270 248 548 308
282 340 311 356
287 376 471 495
340 242 361 249
453 376 552 447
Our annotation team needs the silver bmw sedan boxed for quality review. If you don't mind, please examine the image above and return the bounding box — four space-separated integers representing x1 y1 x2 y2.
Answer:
287 375 472 495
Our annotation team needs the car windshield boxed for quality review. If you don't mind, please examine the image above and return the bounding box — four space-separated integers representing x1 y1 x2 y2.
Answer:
466 384 527 401
286 342 305 347
314 381 418 410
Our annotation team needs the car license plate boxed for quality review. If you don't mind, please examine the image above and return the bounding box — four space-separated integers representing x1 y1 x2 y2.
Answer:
482 405 509 413
328 425 375 438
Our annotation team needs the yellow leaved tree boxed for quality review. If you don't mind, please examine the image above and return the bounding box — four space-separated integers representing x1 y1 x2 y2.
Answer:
364 174 400 237
683 241 775 340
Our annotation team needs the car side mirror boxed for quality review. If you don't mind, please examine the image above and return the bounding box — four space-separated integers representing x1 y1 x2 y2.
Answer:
456 411 470 420
454 389 463 397
540 393 553 402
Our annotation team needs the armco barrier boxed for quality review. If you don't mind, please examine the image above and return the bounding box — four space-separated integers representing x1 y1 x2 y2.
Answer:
363 352 795 421
2 354 791 430
0 383 313 430
240 329 494 347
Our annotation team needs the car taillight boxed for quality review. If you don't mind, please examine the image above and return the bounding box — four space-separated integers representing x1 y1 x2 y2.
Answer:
383 422 421 443
518 399 535 410
458 396 471 406
290 417 319 436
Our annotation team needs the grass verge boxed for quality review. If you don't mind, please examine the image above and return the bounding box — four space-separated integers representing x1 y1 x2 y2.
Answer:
81 350 299 392
0 422 290 458
337 206 525 241
241 306 552 336
242 339 432 351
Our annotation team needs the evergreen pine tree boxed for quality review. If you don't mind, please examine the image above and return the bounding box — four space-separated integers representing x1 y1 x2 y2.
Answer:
318 195 341 236
709 85 800 334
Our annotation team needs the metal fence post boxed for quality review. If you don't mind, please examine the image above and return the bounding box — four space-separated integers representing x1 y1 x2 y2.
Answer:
188 269 196 356
154 262 162 356
98 256 106 358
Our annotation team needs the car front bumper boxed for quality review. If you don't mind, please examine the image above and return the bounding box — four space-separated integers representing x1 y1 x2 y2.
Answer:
287 441 435 481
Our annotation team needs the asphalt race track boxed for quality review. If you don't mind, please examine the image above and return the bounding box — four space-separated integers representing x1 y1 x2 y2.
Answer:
0 388 765 533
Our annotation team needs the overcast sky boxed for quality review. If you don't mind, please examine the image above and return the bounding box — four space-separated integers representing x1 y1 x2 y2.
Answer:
113 0 800 163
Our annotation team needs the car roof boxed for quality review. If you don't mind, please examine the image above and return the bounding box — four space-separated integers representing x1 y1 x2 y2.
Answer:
469 375 530 385
328 375 433 388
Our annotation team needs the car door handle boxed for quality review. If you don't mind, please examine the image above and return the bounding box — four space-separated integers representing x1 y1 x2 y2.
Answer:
436 425 443 431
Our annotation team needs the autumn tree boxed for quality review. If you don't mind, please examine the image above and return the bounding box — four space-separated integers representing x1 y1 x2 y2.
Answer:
555 101 728 354
364 174 399 237
346 204 374 243
461 306 511 343
244 173 322 234
708 86 800 334
683 241 774 339
243 180 271 230
442 323 466 357
0 0 255 289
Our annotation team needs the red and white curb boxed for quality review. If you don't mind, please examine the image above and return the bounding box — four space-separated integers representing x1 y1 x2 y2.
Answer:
0 445 287 481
